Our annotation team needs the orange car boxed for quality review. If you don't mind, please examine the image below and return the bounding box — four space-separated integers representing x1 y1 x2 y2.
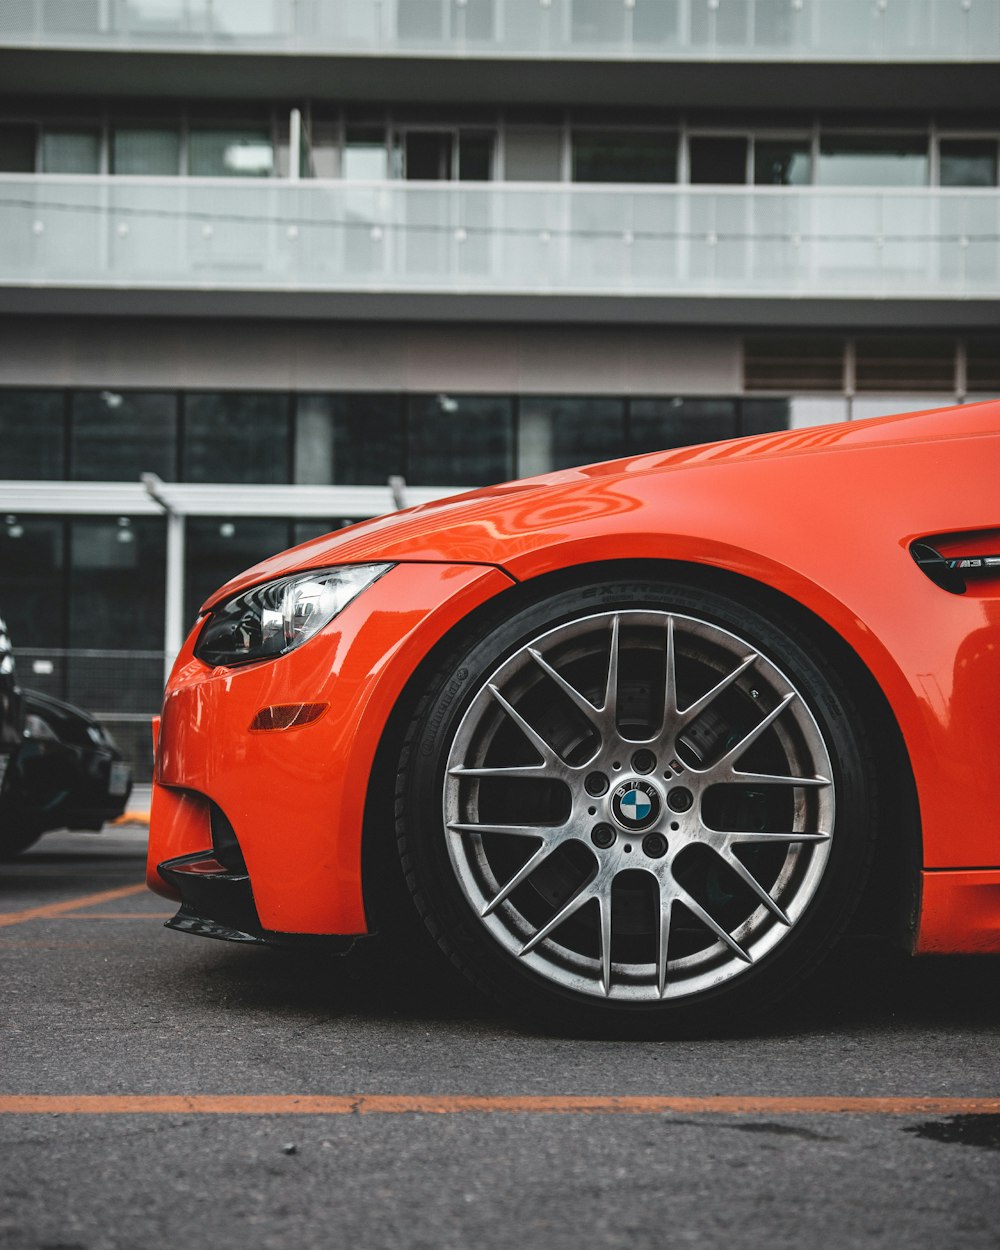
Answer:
148 400 1000 1031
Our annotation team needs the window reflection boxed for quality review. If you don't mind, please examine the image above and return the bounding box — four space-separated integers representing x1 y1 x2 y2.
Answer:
518 398 624 475
817 135 928 186
573 131 676 183
407 394 513 486
184 519 292 628
0 518 64 647
184 393 289 484
71 391 177 481
629 399 737 453
112 127 181 176
295 394 403 485
754 140 811 186
939 139 998 188
0 390 65 479
189 127 273 177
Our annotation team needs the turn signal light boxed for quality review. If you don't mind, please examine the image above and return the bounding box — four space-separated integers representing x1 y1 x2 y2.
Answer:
249 703 328 732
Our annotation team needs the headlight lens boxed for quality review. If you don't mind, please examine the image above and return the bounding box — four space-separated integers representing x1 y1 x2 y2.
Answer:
194 564 393 667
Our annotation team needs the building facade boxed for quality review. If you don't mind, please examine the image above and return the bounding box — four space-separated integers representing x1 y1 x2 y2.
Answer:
1 0 999 775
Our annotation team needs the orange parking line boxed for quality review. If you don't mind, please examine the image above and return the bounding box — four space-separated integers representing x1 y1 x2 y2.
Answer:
0 1095 997 1116
51 912 173 920
112 812 150 827
0 883 147 928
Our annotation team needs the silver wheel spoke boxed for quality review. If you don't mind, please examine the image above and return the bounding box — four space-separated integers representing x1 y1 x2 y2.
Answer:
681 894 754 964
527 646 603 729
520 881 598 956
674 652 758 731
488 684 563 768
656 891 674 998
712 692 796 777
719 850 791 926
730 769 830 788
444 608 836 1002
481 841 561 918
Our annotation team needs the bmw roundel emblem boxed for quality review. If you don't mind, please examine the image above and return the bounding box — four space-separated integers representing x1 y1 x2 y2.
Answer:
611 780 661 831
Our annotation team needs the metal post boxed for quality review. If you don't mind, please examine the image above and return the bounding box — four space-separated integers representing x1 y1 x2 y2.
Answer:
142 474 186 686
289 107 302 180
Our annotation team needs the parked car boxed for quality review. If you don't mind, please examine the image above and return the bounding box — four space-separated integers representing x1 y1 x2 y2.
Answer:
0 613 25 801
0 689 133 859
147 400 1000 1033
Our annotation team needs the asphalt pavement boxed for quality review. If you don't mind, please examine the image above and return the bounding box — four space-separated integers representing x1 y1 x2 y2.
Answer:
1 826 998 1250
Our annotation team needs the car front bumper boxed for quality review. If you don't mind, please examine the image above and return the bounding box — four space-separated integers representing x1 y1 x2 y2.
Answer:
148 561 513 937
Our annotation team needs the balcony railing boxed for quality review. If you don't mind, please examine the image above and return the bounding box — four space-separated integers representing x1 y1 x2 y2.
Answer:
1 176 997 300
2 0 999 59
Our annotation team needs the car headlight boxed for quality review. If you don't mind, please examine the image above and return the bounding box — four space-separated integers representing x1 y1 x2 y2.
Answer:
194 564 393 668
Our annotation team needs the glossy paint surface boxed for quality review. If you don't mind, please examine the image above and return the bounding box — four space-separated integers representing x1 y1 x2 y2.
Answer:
148 563 513 933
150 400 1000 948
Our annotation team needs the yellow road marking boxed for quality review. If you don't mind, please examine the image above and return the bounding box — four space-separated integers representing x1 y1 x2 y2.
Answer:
0 1095 997 1116
0 883 147 928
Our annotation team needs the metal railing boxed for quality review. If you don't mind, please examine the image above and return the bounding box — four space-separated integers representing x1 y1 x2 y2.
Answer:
2 176 998 300
2 0 998 59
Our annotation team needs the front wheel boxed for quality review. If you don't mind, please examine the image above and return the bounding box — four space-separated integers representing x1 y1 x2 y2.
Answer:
395 576 876 1033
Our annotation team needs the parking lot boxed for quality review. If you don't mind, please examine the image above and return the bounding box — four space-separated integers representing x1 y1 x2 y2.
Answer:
1 821 998 1250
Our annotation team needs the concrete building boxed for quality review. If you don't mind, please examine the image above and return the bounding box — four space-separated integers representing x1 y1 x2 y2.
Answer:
1 0 998 775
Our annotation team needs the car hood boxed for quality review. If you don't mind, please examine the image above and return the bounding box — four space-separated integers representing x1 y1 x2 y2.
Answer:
203 399 1000 611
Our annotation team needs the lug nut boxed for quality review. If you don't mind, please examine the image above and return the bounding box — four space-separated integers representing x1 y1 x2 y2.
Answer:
667 786 694 813
631 749 656 775
585 771 609 797
642 832 668 859
591 823 616 849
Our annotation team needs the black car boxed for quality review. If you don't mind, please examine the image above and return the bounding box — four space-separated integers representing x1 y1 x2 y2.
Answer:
0 613 25 802
0 689 132 859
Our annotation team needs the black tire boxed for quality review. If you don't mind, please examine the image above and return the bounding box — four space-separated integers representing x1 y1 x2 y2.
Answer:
0 824 44 860
395 573 877 1035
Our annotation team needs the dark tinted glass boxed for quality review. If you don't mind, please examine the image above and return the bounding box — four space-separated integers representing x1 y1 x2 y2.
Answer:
629 398 737 453
0 518 65 648
459 131 494 181
689 137 748 185
0 124 36 172
295 393 403 485
185 518 292 627
939 139 998 187
405 131 453 179
0 390 65 478
741 398 791 437
518 398 625 475
184 393 289 484
966 335 1000 392
71 391 177 481
854 337 956 391
573 132 676 183
407 394 513 487
754 140 811 186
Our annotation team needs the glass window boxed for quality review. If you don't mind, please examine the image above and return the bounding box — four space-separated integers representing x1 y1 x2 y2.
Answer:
573 131 676 184
407 394 513 487
397 0 447 41
0 125 36 172
688 136 748 185
571 0 626 43
69 517 165 653
294 394 404 485
185 519 291 628
851 395 956 423
629 399 737 453
404 131 454 179
462 0 494 41
71 391 177 481
41 128 101 174
939 139 998 188
854 337 956 392
817 135 928 186
189 128 273 177
504 128 562 181
459 130 494 181
183 393 289 484
518 398 624 476
754 139 811 186
0 390 65 478
0 518 65 649
112 127 181 176
740 399 790 437
633 0 680 44
344 127 388 180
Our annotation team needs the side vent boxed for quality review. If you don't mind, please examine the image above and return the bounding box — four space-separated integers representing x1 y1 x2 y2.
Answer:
911 534 1000 595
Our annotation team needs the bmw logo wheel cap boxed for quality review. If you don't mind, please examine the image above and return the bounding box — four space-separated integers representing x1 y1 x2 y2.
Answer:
611 780 661 831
